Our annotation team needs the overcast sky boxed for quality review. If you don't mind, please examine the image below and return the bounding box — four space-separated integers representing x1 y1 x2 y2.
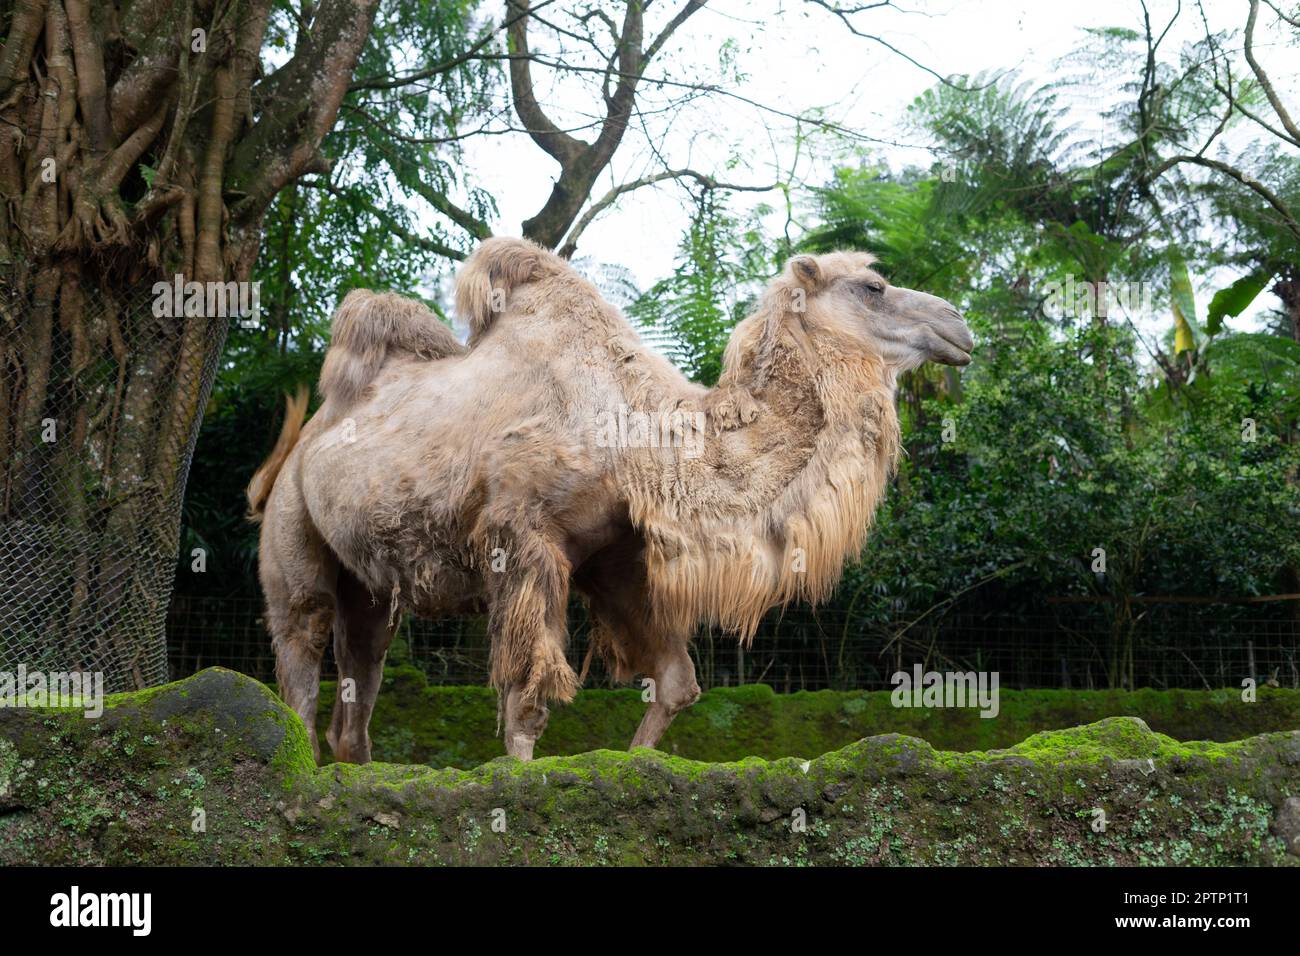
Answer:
454 0 1298 335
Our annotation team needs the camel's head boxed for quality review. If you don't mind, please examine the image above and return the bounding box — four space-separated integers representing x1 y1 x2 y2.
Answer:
785 251 973 371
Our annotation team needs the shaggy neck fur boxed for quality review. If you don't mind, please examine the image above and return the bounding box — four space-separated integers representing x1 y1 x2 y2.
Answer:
454 237 903 644
615 285 902 642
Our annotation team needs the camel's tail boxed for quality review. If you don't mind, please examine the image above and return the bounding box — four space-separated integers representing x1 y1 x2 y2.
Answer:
318 289 466 408
246 385 310 522
455 237 570 346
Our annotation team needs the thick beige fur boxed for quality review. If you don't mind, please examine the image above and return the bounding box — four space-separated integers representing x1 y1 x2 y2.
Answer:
250 237 971 763
319 289 467 407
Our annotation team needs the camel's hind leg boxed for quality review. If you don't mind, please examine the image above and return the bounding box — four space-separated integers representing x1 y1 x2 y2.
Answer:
267 586 336 763
260 470 338 763
326 568 397 764
629 640 701 750
577 539 701 751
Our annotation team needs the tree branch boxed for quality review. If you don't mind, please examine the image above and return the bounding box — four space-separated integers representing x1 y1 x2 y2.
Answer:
802 0 990 89
1244 0 1300 147
346 0 560 93
302 179 468 260
1150 153 1300 243
558 167 779 258
509 0 707 247
64 0 114 155
0 0 47 99
506 0 587 167
229 0 379 224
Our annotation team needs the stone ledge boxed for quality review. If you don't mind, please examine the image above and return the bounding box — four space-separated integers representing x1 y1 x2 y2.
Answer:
2 668 1298 865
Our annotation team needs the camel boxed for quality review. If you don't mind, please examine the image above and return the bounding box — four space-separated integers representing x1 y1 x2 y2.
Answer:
247 237 972 763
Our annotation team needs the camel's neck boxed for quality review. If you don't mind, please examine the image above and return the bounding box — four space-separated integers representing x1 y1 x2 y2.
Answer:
616 316 900 640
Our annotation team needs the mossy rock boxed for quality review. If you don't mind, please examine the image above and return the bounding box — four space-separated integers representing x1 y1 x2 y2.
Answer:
314 665 1300 767
3 668 1299 865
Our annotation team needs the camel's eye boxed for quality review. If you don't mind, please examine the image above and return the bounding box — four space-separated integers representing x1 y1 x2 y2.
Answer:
865 279 886 294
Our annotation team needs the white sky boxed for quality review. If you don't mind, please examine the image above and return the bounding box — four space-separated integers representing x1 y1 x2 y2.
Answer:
453 0 1299 336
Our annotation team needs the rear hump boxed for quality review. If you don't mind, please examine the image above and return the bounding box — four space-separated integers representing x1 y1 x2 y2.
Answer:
455 237 569 347
318 290 465 407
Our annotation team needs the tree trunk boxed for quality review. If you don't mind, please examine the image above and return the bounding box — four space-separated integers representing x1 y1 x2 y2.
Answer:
1274 272 1300 345
0 0 375 690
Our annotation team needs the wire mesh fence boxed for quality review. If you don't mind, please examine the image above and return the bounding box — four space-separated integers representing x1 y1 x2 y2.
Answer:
167 593 1300 692
8 265 1296 698
1 273 230 692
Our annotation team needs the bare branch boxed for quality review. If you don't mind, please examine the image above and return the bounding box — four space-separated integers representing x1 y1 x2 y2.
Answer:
1244 0 1300 147
1150 153 1300 243
644 1 707 64
480 51 927 148
346 0 561 93
558 167 780 257
1262 0 1300 29
802 0 994 89
506 0 709 247
507 0 588 167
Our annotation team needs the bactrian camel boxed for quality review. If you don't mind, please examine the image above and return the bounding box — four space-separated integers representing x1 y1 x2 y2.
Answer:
248 238 973 763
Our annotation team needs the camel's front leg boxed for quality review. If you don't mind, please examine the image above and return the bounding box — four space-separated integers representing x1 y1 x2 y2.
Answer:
501 684 551 760
630 640 701 750
485 533 577 761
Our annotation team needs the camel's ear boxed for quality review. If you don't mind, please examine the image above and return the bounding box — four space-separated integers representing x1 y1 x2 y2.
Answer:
790 255 823 291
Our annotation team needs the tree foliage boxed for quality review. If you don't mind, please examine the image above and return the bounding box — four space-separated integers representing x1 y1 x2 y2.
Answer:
170 0 1300 674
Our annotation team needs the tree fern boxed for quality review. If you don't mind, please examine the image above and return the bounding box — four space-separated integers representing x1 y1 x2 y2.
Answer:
628 191 768 385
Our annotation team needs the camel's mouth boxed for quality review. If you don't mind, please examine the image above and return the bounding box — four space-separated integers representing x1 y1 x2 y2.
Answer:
932 318 974 366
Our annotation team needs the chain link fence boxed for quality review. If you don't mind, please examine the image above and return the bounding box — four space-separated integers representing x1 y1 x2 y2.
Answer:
2 273 229 692
167 593 1300 692
7 266 1295 697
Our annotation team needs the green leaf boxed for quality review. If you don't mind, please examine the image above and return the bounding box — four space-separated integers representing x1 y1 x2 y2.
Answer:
1205 269 1272 335
1168 251 1201 352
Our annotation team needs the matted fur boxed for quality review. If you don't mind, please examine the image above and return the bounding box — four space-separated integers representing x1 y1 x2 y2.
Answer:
318 289 466 407
455 237 570 347
450 242 908 684
456 242 905 664
252 235 968 763
617 256 901 644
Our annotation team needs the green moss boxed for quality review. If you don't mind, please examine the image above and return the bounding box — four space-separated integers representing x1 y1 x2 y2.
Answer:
309 665 1300 768
4 668 1299 867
